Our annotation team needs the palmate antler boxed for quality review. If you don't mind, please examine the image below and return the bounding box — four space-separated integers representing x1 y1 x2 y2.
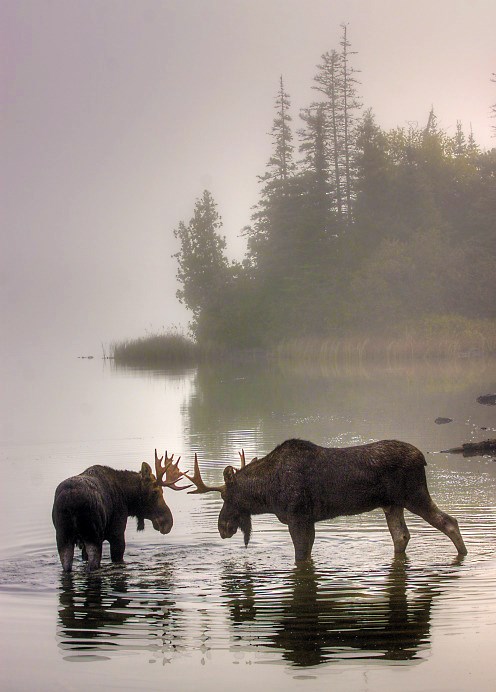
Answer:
154 449 191 491
183 453 225 494
184 449 256 494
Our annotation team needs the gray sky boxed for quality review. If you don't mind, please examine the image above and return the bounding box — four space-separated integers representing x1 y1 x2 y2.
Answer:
2 0 495 357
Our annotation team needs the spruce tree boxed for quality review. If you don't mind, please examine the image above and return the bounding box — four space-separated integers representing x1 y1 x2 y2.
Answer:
246 76 296 271
339 24 361 224
313 49 343 220
173 190 229 338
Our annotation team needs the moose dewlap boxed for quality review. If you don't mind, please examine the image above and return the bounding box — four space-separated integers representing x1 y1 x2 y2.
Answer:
186 439 467 563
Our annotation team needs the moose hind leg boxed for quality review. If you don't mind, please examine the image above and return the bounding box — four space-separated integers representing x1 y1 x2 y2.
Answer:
84 543 103 572
58 543 75 572
408 500 467 555
384 505 410 554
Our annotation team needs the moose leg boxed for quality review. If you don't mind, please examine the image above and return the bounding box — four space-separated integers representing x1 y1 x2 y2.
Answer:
109 536 126 564
84 543 103 572
383 505 410 554
288 516 315 563
406 500 467 555
57 542 75 572
56 528 75 572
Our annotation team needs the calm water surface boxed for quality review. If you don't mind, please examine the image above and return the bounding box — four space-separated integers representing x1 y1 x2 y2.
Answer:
1 353 495 691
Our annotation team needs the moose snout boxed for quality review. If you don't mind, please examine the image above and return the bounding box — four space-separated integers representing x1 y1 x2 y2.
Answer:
152 513 173 534
218 520 238 539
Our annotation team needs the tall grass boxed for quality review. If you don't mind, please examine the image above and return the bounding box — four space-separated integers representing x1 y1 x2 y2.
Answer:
111 332 198 366
275 317 496 363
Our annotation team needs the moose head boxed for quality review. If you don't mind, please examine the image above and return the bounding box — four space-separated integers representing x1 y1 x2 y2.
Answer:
137 449 191 534
185 450 256 546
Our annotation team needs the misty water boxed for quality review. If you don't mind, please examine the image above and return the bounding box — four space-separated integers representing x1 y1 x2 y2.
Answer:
1 354 495 691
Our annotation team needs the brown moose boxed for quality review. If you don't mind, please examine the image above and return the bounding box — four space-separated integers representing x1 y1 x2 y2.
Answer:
52 451 188 572
185 438 467 563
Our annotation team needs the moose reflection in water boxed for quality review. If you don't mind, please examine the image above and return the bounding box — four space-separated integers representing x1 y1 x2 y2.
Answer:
56 563 185 659
187 439 467 563
222 558 462 666
52 451 189 572
55 554 463 666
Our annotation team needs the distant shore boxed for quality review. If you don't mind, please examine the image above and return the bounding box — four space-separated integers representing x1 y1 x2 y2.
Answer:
110 318 496 367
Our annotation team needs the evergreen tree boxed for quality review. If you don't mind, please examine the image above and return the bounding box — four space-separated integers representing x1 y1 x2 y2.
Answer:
339 24 361 223
173 190 229 338
299 104 332 221
353 109 393 250
246 76 296 271
265 75 295 184
491 73 496 137
312 26 361 226
313 49 344 219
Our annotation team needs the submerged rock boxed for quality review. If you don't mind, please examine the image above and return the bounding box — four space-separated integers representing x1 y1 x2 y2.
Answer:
477 394 496 406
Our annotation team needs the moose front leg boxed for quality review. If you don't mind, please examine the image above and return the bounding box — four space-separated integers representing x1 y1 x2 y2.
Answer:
107 526 126 563
288 516 315 563
109 535 126 563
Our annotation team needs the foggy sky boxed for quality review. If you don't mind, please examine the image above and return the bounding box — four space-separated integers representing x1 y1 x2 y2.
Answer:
2 0 495 358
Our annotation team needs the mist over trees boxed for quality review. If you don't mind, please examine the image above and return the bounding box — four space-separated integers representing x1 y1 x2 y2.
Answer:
173 27 496 349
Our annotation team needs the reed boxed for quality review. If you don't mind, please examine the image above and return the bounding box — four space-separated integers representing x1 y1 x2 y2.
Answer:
274 317 496 363
111 332 198 366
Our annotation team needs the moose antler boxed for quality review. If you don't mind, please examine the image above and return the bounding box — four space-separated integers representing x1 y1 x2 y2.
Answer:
154 449 191 491
184 450 256 494
184 453 226 494
239 449 257 467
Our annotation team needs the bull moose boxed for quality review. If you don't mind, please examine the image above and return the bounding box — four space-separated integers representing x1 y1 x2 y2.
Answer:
186 439 467 562
52 451 188 572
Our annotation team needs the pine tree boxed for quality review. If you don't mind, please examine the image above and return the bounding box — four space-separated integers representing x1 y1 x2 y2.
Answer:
339 24 361 224
173 190 229 337
313 49 343 219
491 73 496 137
353 109 393 250
263 75 295 186
246 76 296 270
452 121 466 157
312 26 361 226
298 104 331 219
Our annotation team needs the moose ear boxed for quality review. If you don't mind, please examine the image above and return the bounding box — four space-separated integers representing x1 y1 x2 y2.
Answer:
223 465 237 485
141 462 153 478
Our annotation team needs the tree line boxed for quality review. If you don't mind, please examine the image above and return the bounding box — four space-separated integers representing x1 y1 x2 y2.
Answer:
173 27 496 349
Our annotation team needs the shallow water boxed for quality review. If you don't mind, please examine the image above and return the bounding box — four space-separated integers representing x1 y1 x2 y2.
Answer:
1 354 495 691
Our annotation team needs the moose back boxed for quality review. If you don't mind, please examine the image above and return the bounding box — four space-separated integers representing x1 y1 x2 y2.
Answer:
186 438 467 562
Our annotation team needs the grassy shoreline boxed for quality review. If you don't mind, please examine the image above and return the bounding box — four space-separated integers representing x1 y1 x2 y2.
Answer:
111 318 496 367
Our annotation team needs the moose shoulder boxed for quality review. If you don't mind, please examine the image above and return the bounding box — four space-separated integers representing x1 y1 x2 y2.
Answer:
52 451 188 572
187 439 467 563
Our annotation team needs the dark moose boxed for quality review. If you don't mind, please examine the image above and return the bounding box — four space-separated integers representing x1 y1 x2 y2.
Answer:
186 438 467 563
52 451 188 572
